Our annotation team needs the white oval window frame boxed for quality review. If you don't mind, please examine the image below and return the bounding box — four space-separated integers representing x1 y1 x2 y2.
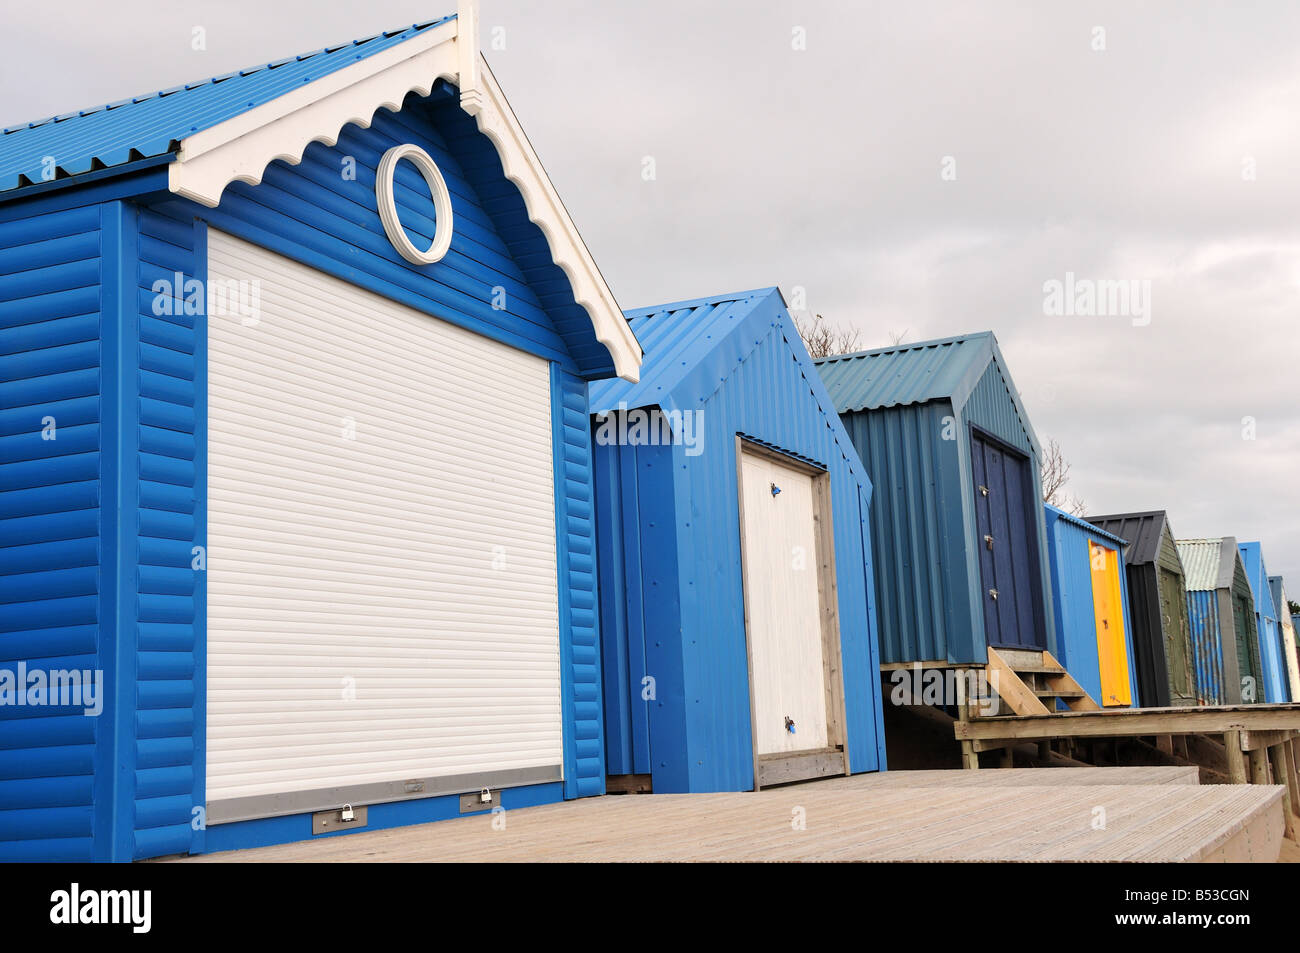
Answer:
376 144 454 265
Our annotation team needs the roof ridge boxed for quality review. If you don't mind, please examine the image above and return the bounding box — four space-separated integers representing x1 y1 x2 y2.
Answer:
813 330 993 365
2 19 451 136
623 287 777 318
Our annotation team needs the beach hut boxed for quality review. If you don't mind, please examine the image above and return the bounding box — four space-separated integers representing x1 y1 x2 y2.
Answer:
1175 538 1262 705
590 289 886 793
814 333 1056 670
1238 543 1289 703
0 6 646 860
1042 506 1138 707
1086 513 1196 708
1268 577 1300 702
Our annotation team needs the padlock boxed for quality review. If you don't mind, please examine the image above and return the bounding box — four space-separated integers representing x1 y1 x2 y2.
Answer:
340 803 355 822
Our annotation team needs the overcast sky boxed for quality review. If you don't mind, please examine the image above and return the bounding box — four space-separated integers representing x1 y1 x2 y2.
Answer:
3 1 1298 592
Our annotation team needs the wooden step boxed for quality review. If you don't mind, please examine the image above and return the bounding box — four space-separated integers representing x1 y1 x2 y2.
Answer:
981 648 1102 716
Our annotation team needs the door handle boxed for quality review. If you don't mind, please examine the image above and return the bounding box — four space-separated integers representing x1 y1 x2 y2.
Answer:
989 588 999 601
979 485 989 497
984 534 994 551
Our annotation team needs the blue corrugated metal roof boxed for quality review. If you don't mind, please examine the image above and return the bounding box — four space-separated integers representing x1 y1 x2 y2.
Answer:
0 17 453 194
589 288 780 414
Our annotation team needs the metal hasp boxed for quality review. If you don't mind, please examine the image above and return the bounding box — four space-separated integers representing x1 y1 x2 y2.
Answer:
312 804 368 835
460 788 498 813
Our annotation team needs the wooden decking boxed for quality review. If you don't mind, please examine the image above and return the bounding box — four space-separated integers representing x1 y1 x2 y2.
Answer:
174 767 1284 863
816 766 1201 788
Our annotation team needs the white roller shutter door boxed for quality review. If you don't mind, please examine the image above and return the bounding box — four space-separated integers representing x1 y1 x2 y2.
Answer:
205 230 561 823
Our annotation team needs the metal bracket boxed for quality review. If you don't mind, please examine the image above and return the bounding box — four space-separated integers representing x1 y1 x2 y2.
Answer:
312 804 368 835
459 788 498 813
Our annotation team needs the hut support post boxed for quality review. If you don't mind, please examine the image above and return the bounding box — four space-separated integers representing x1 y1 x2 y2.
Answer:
1225 730 1247 784
1272 740 1298 841
955 669 979 770
1248 747 1271 786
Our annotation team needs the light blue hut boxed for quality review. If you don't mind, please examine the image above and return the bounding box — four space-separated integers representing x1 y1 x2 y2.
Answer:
1238 543 1289 703
590 289 886 793
1043 506 1139 708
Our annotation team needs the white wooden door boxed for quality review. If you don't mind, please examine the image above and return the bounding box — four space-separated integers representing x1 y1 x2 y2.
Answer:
739 451 830 755
204 230 562 823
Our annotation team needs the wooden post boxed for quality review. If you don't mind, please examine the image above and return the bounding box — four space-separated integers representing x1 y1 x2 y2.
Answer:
1000 744 1015 768
1038 740 1051 761
1248 747 1271 785
956 670 979 770
1270 743 1297 841
1225 730 1247 784
1156 735 1174 756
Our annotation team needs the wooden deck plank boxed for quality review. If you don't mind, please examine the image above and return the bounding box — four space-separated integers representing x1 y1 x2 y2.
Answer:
813 766 1200 788
171 779 1283 863
956 703 1300 742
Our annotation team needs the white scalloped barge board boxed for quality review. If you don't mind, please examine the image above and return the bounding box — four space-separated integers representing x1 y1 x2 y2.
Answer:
168 2 642 382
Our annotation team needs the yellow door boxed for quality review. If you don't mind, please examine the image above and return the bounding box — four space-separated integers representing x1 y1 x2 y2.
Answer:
1089 542 1133 706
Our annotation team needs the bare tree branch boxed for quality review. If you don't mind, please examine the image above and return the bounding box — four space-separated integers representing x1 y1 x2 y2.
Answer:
794 313 863 359
1040 437 1088 516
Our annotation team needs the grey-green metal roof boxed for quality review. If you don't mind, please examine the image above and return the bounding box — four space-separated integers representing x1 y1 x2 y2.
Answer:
814 330 1039 453
1176 538 1235 591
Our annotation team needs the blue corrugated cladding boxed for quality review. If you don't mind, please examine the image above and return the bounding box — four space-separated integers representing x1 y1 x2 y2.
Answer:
827 350 1053 664
132 207 204 859
594 291 885 792
0 203 104 861
1 76 613 859
1043 507 1138 708
1185 589 1225 705
839 400 973 664
553 368 603 798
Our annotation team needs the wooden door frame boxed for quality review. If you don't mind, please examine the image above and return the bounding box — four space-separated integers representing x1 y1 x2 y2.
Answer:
969 423 1049 652
734 435 850 791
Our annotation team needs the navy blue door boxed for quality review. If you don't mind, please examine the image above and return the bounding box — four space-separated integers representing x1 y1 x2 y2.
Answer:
970 431 1044 650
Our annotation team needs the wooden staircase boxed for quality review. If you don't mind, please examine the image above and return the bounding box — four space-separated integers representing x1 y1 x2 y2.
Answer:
980 648 1100 717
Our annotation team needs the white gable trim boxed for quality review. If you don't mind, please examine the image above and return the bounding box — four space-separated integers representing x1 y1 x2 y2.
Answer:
168 3 641 382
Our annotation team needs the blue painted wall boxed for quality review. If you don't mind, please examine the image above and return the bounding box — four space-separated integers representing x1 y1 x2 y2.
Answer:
1042 506 1138 708
0 83 613 860
0 203 105 861
593 290 885 793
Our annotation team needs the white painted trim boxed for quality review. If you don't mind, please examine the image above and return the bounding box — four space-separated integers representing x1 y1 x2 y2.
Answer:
458 58 641 382
167 4 641 381
168 19 459 205
375 144 454 264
